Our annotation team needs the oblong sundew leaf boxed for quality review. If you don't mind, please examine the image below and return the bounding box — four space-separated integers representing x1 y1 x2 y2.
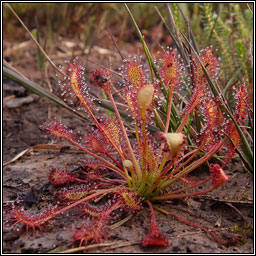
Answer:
3 64 88 122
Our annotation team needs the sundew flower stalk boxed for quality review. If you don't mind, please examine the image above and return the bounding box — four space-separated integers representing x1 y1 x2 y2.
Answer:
6 46 249 248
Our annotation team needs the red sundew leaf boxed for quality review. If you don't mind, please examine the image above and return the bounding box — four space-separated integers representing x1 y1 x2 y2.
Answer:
210 164 230 189
222 122 241 168
72 222 107 247
180 177 197 184
160 48 182 89
125 57 144 88
100 118 121 149
79 203 106 218
55 185 92 205
222 145 236 169
227 124 240 148
194 47 219 86
141 231 169 247
139 140 157 171
8 206 57 234
73 200 123 246
204 99 222 129
121 191 141 212
197 98 222 150
233 82 249 123
85 122 120 155
126 89 138 118
61 60 92 110
82 170 104 182
200 47 219 75
142 200 169 247
82 160 110 170
49 168 76 185
41 120 75 142
181 87 202 117
247 83 253 109
87 133 108 154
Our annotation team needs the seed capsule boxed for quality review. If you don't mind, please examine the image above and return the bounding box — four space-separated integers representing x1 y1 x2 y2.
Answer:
163 133 184 157
122 159 133 169
137 85 154 119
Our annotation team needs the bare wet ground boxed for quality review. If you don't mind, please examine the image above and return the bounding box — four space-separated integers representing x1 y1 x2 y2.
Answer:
3 86 253 253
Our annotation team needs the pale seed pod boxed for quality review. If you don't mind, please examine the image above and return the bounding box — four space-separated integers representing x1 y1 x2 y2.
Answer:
123 159 133 169
163 132 184 157
137 85 154 119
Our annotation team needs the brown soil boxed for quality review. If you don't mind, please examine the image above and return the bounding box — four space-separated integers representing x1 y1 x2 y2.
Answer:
3 37 253 253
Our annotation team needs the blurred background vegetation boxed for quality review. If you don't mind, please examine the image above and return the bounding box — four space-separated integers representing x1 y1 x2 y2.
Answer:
3 2 253 84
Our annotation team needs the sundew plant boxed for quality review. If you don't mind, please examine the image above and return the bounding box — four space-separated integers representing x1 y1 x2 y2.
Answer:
5 3 252 249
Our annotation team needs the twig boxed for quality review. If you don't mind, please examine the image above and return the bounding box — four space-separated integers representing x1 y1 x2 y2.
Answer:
102 241 139 252
57 242 116 253
109 214 133 230
58 241 138 253
4 3 66 77
106 27 124 60
155 5 188 67
171 227 232 239
225 202 247 221
194 195 253 206
176 3 199 54
3 148 31 167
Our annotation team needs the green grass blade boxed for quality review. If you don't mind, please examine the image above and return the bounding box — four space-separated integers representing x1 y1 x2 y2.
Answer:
176 3 200 54
156 5 188 66
124 3 167 96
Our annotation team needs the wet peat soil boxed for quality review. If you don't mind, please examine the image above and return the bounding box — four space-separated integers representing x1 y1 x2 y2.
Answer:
3 77 253 254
